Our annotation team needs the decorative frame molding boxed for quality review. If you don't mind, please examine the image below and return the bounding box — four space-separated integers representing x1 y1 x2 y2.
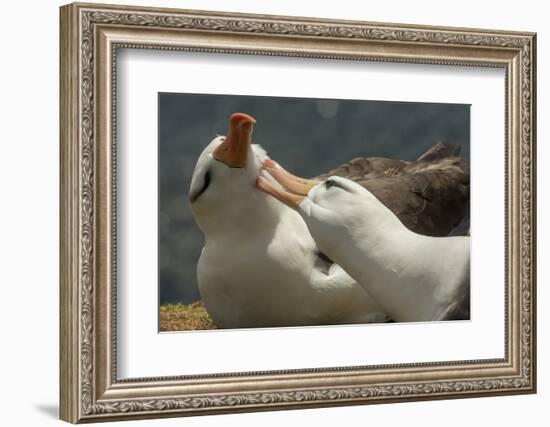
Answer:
60 2 536 423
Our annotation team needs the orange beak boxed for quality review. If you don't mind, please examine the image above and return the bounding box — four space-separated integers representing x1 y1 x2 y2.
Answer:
213 112 256 168
256 176 307 207
257 160 318 207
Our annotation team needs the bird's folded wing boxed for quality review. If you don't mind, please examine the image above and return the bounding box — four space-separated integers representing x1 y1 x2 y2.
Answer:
314 143 470 237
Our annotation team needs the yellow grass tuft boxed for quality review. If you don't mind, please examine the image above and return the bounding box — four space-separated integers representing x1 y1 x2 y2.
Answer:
160 301 217 331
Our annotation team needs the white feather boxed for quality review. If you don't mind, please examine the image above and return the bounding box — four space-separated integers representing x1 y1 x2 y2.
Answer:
296 176 470 322
189 137 387 328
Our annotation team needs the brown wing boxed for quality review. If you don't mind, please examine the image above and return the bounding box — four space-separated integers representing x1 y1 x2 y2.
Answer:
315 143 469 237
315 157 409 182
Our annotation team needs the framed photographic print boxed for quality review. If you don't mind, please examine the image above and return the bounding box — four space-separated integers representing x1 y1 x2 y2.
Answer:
59 2 537 423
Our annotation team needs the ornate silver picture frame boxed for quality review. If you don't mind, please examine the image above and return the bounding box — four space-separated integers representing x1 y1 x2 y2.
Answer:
60 2 536 423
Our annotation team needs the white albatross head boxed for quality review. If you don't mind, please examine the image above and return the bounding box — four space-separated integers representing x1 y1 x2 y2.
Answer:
188 113 279 235
257 160 402 252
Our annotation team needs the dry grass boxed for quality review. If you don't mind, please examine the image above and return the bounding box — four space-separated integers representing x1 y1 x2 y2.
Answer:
160 301 217 332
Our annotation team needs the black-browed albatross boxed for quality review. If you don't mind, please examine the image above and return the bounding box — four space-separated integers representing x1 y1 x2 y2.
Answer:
258 171 470 322
188 112 469 328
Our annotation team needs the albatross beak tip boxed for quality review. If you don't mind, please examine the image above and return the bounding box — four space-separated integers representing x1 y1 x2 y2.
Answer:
229 112 256 124
256 175 305 207
263 159 278 169
213 112 256 168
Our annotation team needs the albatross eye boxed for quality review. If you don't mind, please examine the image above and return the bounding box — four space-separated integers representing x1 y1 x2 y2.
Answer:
189 170 212 203
325 179 341 190
324 179 350 193
325 180 336 189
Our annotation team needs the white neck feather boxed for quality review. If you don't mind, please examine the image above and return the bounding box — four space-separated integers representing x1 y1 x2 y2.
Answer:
315 196 469 322
198 191 295 241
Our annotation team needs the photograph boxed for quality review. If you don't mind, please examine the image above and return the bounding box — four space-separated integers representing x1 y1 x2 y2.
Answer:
158 93 471 331
58 3 536 422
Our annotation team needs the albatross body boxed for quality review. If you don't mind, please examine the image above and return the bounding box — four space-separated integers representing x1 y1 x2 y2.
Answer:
258 172 470 322
189 113 386 328
189 112 469 327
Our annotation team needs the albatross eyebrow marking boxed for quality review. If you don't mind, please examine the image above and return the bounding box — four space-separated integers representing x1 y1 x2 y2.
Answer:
325 179 348 191
314 251 334 275
190 169 211 203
